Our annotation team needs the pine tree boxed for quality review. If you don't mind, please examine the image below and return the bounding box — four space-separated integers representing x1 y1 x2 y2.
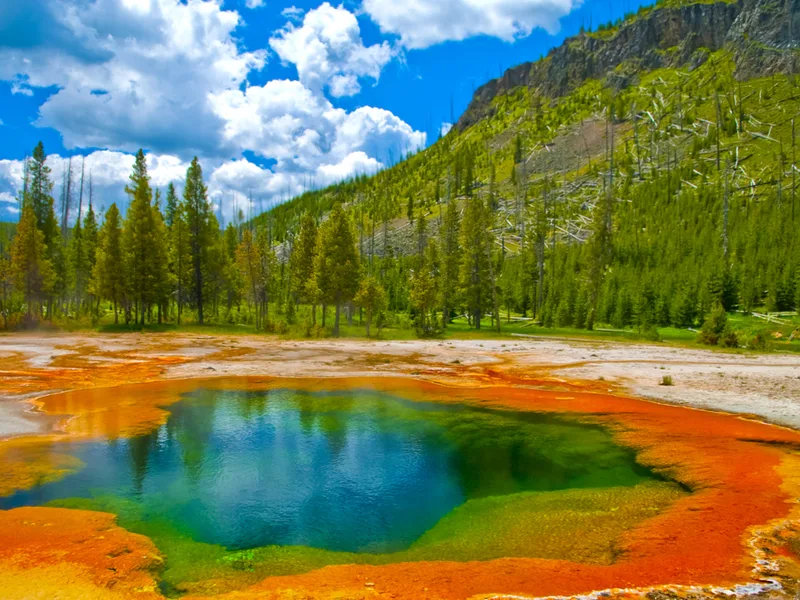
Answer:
91 204 124 324
315 204 361 336
439 197 460 328
354 275 387 337
256 225 278 327
25 142 62 316
151 190 171 323
82 191 99 313
168 189 192 325
289 212 318 315
184 157 217 324
165 182 179 228
67 217 88 312
223 223 244 314
0 223 14 330
236 229 263 329
0 250 12 330
459 197 492 329
410 239 441 336
11 202 54 319
27 142 59 250
122 150 156 325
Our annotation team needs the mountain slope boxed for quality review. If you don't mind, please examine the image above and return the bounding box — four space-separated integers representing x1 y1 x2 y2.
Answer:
459 0 798 129
262 0 800 333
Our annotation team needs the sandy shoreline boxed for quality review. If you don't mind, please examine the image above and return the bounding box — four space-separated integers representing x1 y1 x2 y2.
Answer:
1 332 799 436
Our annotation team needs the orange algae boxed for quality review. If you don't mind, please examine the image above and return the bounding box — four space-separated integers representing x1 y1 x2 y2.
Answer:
0 376 799 599
0 506 163 599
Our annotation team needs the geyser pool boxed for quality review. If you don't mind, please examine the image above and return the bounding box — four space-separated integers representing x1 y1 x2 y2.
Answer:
0 386 663 554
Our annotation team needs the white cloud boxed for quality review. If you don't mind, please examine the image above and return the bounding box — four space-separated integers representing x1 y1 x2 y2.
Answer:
0 191 18 205
210 80 425 173
0 151 191 221
10 77 34 96
281 6 305 21
440 122 453 137
0 0 426 220
0 132 420 222
0 0 266 156
317 151 381 184
245 0 265 8
362 0 581 49
269 2 393 97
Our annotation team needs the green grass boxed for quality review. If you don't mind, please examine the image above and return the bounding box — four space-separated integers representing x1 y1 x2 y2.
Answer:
10 301 799 354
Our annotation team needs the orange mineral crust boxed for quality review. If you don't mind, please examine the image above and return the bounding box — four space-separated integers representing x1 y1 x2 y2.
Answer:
0 506 163 599
1 376 799 600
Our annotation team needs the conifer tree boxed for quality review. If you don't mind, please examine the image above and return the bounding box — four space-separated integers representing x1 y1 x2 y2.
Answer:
67 217 88 312
184 158 217 324
165 182 179 228
354 275 386 337
168 187 191 324
122 150 157 324
82 191 98 312
27 142 60 250
315 204 361 336
289 212 318 317
0 251 12 330
223 223 244 313
236 229 263 329
10 202 54 319
256 225 278 327
439 197 460 328
91 204 124 324
459 197 492 329
25 142 62 316
410 239 441 336
151 190 171 323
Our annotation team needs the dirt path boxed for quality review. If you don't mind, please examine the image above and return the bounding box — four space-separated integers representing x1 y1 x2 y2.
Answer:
1 332 798 437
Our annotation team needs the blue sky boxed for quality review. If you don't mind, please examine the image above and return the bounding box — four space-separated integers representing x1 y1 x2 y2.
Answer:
0 0 650 222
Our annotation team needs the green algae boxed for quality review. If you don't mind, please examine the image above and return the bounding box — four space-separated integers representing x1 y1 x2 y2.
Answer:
18 386 688 596
50 481 685 596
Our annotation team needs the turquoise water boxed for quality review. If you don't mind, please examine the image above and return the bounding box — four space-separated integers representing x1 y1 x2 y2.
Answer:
0 387 659 553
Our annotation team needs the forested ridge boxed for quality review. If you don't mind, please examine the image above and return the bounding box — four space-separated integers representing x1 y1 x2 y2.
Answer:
1 0 799 346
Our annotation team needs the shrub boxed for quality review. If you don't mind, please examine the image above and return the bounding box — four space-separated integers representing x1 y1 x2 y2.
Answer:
720 327 739 348
697 303 728 346
660 375 674 387
746 331 771 351
638 325 661 342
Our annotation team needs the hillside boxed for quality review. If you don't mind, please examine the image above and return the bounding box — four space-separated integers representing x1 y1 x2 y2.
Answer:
260 0 800 337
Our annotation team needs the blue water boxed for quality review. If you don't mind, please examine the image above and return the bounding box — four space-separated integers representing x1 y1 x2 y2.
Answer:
0 387 657 553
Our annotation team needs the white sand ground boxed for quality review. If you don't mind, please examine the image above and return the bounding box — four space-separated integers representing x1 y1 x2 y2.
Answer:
0 332 798 438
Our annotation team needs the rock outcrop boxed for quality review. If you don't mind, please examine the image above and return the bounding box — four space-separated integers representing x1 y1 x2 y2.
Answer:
457 0 800 130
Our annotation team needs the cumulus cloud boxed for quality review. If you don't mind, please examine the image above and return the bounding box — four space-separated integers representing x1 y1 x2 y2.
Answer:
362 0 581 49
440 122 453 137
0 151 192 221
270 2 393 97
0 0 266 156
245 0 266 8
281 6 305 21
210 80 425 172
0 191 17 205
0 0 425 220
10 77 34 96
316 151 381 184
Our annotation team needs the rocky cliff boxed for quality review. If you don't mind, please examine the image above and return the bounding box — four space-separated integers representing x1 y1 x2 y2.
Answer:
457 0 800 130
